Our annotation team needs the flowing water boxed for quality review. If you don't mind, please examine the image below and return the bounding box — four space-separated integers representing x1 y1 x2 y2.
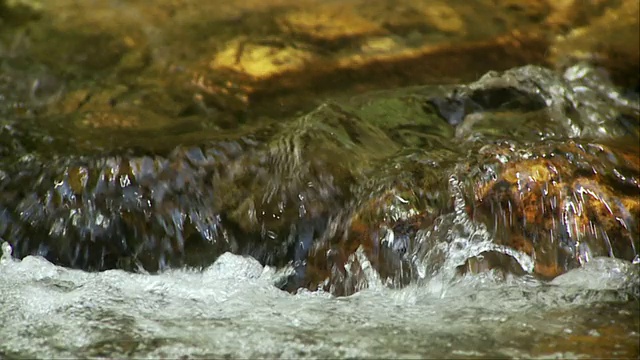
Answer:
1 1 640 359
1 241 638 359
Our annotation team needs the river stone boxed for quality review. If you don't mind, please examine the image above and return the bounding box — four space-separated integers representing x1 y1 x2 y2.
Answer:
547 0 639 89
6 62 637 296
2 0 639 296
3 0 637 144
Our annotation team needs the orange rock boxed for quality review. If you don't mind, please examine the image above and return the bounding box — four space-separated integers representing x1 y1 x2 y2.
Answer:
471 141 640 278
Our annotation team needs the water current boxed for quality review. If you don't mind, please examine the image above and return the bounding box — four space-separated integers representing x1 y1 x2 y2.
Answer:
1 240 638 359
1 1 639 358
1 62 639 359
1 63 639 359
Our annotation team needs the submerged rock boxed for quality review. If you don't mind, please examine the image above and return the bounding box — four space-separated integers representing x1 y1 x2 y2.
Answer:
1 63 637 295
548 0 640 90
2 0 637 140
468 140 639 277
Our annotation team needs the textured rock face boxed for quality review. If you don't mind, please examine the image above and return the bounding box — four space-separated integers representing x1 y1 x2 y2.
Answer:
298 65 640 294
1 0 638 296
468 141 639 277
1 63 638 295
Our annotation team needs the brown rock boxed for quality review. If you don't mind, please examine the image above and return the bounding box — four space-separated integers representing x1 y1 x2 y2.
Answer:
211 38 317 80
299 137 640 295
471 141 640 278
422 3 466 34
277 3 384 41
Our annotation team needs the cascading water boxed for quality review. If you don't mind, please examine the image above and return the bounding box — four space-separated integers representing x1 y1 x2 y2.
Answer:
1 236 638 358
408 174 536 298
1 19 639 355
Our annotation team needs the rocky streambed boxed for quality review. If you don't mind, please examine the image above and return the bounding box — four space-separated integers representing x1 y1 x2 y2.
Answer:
1 62 638 296
0 0 638 358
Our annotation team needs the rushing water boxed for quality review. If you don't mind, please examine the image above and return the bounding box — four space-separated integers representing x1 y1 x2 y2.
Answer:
0 241 638 359
1 1 640 358
1 62 639 359
1 62 640 359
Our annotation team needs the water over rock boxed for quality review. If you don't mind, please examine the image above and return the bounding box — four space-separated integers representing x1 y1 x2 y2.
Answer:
0 63 638 295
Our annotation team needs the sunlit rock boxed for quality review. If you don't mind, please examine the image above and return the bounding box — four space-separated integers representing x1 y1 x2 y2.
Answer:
211 39 317 80
277 3 383 41
469 141 639 278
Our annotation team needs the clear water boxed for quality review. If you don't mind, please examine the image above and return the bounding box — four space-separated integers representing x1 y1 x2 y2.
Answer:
1 241 638 359
1 2 639 358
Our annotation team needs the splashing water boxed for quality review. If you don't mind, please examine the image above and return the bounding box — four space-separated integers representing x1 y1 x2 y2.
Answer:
1 240 637 359
406 175 535 297
0 61 638 356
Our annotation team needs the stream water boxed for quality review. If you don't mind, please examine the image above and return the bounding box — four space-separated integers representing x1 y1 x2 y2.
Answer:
1 1 639 359
1 241 638 359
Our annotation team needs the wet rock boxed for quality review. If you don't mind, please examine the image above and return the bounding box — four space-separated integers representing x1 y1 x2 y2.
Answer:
0 0 638 296
2 0 637 139
2 66 639 294
277 3 383 42
442 64 639 140
0 0 42 26
548 0 640 90
1 0 560 133
211 39 317 81
468 140 639 278
295 64 639 294
1 2 633 180
0 151 225 271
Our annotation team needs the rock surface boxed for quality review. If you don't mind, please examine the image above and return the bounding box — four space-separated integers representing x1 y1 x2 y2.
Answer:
1 0 637 132
0 0 638 296
1 62 638 295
